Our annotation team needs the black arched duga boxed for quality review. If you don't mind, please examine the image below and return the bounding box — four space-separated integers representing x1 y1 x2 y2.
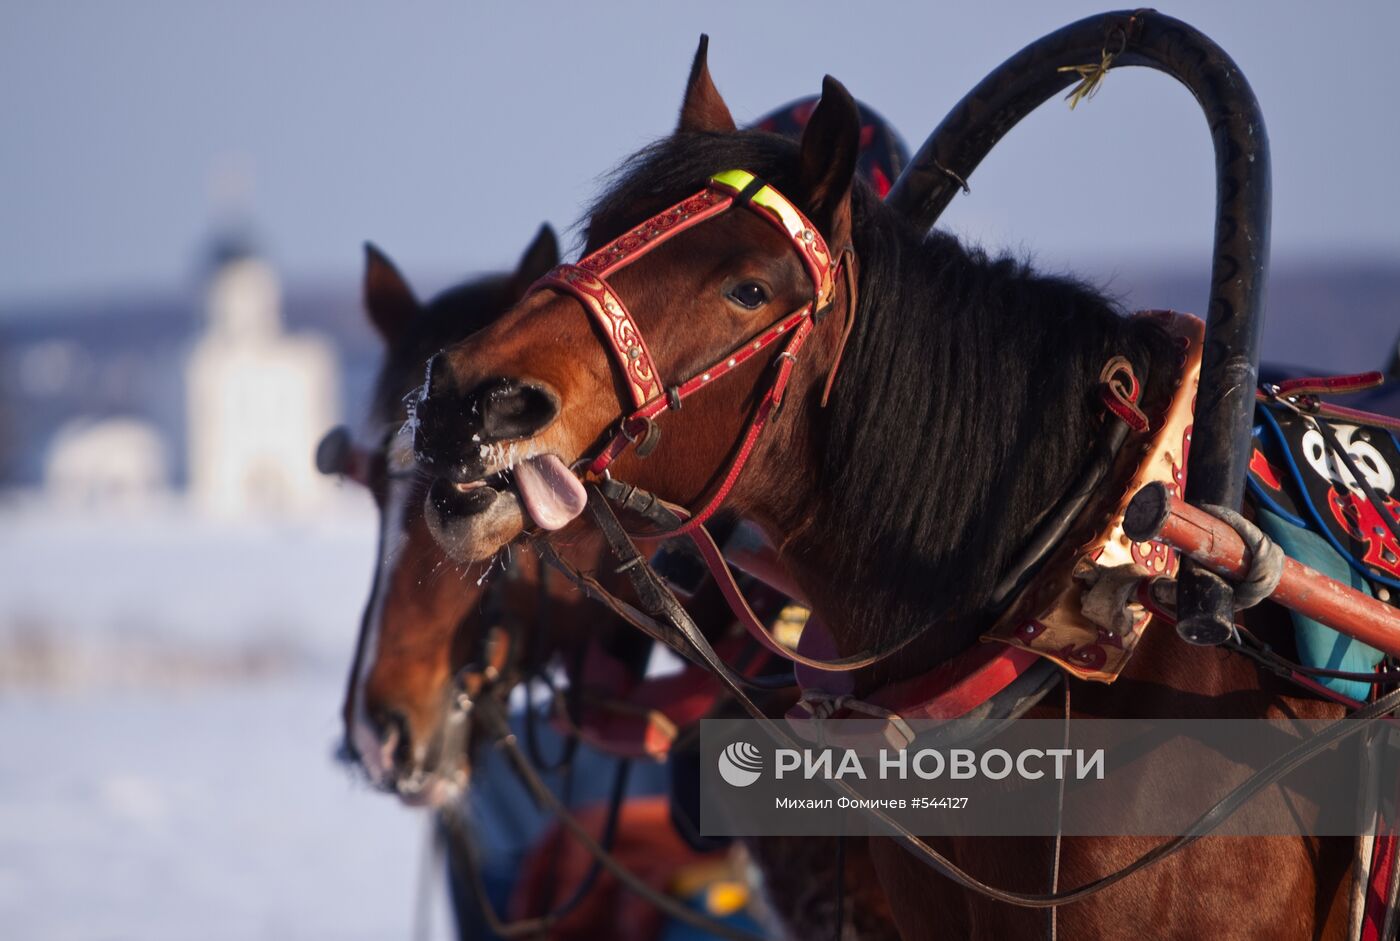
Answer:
887 9 1270 645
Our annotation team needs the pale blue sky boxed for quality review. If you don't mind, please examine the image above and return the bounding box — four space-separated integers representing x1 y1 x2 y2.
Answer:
2 1 1397 309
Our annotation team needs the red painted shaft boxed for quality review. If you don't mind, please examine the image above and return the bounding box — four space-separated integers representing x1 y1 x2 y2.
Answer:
1124 482 1400 659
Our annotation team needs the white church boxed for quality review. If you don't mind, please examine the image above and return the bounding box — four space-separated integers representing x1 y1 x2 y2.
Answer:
41 243 344 519
184 249 341 518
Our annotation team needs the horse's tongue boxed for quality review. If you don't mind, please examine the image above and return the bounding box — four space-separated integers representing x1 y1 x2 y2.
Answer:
514 454 586 531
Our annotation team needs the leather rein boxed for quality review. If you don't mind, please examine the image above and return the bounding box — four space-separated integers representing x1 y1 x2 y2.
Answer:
575 484 1400 909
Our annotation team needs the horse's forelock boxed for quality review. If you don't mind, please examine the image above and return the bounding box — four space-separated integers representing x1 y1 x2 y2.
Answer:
582 131 804 252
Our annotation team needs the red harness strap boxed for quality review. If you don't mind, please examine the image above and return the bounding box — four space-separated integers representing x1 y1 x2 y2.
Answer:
532 172 1137 726
533 188 733 410
1364 791 1400 941
1255 377 1400 434
528 170 839 534
585 308 813 494
1273 371 1385 398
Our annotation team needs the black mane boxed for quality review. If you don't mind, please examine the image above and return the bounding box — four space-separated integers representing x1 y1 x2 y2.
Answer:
588 131 1175 657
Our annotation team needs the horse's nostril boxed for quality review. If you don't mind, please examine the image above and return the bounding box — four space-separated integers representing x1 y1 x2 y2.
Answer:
478 379 559 440
424 352 455 399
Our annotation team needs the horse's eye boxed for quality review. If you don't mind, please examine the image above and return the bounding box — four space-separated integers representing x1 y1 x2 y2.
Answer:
727 282 769 310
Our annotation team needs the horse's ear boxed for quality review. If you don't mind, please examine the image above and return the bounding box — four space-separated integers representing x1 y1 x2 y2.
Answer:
798 76 861 240
507 224 560 302
363 242 419 342
677 35 736 134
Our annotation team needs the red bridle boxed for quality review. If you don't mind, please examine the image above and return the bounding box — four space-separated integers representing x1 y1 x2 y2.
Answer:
528 169 841 533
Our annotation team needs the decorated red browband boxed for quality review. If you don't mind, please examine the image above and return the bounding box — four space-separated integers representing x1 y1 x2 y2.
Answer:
528 169 838 475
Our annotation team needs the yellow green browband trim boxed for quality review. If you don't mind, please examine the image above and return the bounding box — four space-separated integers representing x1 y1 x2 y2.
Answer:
710 169 807 241
709 169 836 309
710 168 757 190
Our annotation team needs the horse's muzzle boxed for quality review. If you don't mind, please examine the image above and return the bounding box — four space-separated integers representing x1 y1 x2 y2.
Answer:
413 356 560 477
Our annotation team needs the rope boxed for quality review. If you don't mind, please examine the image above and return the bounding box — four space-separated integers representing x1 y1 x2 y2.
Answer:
1199 504 1285 609
1056 25 1127 110
1057 48 1116 109
796 689 916 749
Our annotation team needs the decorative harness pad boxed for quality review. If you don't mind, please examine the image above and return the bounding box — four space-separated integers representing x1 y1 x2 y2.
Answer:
983 310 1203 681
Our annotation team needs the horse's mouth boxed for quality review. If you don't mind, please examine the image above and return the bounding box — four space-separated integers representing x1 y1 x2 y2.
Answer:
452 478 499 493
449 467 514 499
337 734 469 809
392 767 468 809
422 448 582 551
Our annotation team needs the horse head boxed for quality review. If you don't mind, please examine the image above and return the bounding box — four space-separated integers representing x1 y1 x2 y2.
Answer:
412 39 864 576
326 227 563 806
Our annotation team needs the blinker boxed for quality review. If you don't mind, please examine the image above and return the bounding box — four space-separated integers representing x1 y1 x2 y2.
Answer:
315 425 354 476
314 424 372 487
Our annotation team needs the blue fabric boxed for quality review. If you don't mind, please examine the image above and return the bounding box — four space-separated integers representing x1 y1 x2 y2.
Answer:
1253 504 1384 700
453 717 757 939
659 895 766 941
450 713 671 939
1253 404 1400 593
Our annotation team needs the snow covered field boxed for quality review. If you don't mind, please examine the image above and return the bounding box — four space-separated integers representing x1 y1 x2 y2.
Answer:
0 500 457 940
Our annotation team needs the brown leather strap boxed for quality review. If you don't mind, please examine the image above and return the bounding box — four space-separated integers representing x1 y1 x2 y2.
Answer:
820 247 858 407
684 522 926 671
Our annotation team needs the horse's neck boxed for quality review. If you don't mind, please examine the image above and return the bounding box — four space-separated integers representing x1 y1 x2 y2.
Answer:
775 294 1166 672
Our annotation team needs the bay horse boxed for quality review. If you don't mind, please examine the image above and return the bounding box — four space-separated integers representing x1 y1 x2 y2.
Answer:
327 234 898 940
334 226 572 805
410 42 1358 939
328 235 738 940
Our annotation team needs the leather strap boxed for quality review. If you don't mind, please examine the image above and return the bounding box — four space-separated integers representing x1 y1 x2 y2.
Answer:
685 522 925 671
585 306 813 476
596 476 685 529
533 533 790 694
1312 401 1400 435
533 263 668 408
1256 386 1400 434
1274 371 1385 398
